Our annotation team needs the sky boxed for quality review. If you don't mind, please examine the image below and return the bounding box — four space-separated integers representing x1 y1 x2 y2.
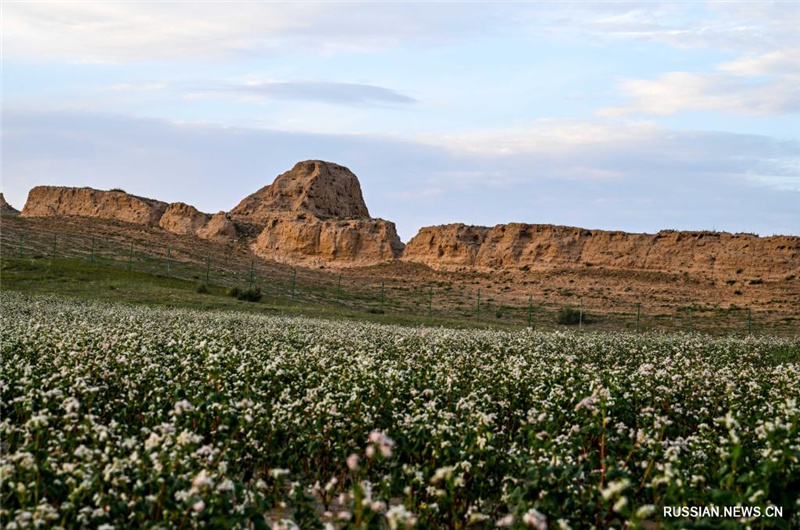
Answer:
2 1 799 240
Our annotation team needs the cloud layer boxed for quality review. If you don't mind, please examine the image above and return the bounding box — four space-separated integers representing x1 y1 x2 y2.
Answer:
2 2 796 239
2 2 502 62
3 111 797 239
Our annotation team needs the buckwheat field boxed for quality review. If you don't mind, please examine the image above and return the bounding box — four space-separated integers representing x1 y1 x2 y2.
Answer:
1 292 798 529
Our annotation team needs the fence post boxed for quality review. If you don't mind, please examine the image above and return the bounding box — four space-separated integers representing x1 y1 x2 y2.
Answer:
50 234 57 265
636 302 641 333
689 305 694 332
166 246 171 276
128 242 133 272
428 285 433 317
249 260 254 290
291 269 297 301
90 236 95 263
527 295 533 328
579 297 584 331
337 275 342 301
747 307 752 334
476 289 481 322
206 258 210 284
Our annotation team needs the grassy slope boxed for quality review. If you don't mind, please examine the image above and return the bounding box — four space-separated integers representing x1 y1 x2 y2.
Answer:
1 257 525 330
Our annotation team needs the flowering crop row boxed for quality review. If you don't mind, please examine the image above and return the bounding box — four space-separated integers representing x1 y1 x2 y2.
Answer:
1 292 798 529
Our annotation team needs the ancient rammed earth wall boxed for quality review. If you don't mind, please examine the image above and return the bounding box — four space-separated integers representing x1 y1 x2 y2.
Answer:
18 161 405 266
16 163 799 275
0 193 19 214
230 160 403 265
22 186 168 226
402 223 799 279
251 213 404 267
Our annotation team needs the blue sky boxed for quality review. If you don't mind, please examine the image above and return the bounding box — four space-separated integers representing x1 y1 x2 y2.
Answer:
2 1 798 239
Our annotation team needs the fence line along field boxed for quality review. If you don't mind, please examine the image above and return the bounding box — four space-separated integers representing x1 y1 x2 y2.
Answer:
2 292 798 529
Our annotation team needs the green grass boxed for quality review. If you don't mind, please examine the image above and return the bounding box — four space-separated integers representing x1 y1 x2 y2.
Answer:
0 257 524 330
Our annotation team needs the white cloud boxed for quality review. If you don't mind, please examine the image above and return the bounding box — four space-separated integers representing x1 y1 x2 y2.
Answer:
418 118 799 190
558 4 800 118
718 48 800 77
388 188 444 200
535 2 799 54
599 44 800 118
422 119 664 155
598 72 800 117
110 83 168 91
744 175 800 192
186 81 417 107
1 2 502 62
2 3 305 62
9 2 792 64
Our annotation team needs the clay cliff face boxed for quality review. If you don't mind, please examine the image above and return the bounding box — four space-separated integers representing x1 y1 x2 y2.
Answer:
403 223 800 279
1 193 19 214
239 160 403 266
402 224 489 268
252 212 404 267
159 202 210 235
20 187 233 244
22 186 168 225
197 212 237 244
230 160 370 223
159 204 239 244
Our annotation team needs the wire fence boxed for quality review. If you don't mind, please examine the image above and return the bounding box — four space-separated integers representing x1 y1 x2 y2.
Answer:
1 215 796 336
